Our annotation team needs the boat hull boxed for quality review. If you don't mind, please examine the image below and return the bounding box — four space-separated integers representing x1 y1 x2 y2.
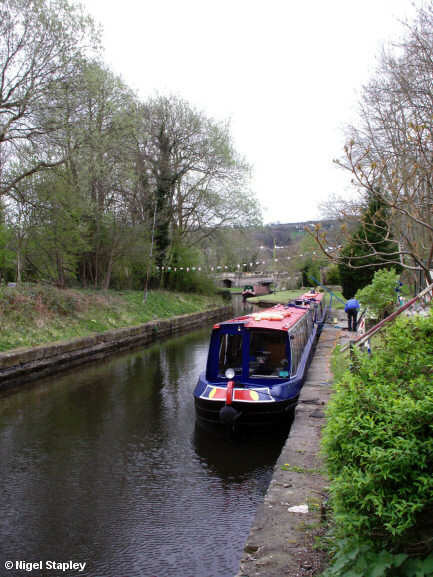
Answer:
194 395 297 433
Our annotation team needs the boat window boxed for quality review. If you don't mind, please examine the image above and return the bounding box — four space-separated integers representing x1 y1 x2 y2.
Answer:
290 328 302 376
306 310 314 332
217 333 243 377
290 314 311 376
248 329 288 378
311 301 322 323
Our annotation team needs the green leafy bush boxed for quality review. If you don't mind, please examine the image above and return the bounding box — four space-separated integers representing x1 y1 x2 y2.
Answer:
323 537 433 577
355 268 402 320
325 264 341 286
322 311 433 573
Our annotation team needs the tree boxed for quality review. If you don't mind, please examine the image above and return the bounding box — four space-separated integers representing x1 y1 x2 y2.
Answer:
0 0 99 197
135 95 260 271
44 60 139 288
296 233 328 287
5 58 142 289
337 192 401 298
0 201 14 282
310 4 433 289
0 3 261 291
68 62 137 289
13 168 88 287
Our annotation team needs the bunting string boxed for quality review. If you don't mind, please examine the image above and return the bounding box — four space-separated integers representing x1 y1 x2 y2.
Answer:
154 247 339 273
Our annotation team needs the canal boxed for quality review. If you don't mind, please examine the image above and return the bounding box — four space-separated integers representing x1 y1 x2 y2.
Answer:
0 308 286 577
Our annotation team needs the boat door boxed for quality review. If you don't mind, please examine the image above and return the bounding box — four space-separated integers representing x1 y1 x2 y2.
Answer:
206 322 248 382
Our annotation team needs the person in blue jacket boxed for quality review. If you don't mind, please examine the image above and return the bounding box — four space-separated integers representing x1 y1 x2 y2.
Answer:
345 298 360 331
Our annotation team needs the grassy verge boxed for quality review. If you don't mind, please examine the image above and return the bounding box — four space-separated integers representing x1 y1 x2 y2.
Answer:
0 284 223 352
248 288 345 307
330 344 350 383
248 290 304 304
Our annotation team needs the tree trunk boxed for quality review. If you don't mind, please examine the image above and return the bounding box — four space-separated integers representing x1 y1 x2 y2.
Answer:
56 252 65 289
16 235 22 283
103 250 113 290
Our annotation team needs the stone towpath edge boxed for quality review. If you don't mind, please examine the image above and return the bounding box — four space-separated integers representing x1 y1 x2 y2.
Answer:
235 322 342 577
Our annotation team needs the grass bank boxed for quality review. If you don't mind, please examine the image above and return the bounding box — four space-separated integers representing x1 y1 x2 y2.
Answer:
248 289 304 304
0 284 223 352
248 288 345 307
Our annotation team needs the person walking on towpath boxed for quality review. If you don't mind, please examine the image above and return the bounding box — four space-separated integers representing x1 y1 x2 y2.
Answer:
345 297 360 332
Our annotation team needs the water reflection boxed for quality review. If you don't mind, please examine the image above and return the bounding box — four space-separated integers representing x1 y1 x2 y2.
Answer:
193 425 286 485
0 305 283 577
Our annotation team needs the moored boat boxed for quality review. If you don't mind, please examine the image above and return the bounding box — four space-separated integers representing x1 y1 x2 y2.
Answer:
193 291 329 433
241 285 256 302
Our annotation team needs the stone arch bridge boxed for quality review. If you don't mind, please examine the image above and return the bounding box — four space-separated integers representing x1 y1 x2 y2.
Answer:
214 272 300 289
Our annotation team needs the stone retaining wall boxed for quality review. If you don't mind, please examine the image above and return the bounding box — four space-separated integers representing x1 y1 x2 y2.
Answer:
0 305 232 391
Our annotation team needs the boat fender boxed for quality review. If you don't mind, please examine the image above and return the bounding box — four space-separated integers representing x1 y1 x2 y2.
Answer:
219 381 241 424
226 381 234 405
219 404 241 425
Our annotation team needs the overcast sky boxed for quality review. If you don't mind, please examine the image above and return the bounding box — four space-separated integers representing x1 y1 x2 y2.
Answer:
82 0 420 224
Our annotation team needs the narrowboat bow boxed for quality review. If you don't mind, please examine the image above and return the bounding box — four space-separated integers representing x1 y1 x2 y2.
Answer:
193 291 329 432
241 285 256 302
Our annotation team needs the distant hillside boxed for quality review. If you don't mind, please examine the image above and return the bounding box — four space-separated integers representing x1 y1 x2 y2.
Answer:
199 219 341 271
250 220 338 249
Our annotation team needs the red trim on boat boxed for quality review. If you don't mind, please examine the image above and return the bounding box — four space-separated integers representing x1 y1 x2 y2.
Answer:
226 381 234 405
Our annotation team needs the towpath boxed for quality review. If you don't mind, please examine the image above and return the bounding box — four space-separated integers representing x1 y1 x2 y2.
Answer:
236 314 348 577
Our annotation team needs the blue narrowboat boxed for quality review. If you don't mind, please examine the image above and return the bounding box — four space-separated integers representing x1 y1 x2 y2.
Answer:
193 292 329 432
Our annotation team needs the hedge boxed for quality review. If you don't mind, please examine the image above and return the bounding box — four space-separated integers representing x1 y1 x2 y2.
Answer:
322 311 433 576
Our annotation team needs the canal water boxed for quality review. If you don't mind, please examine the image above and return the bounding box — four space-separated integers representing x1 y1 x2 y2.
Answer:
0 304 286 577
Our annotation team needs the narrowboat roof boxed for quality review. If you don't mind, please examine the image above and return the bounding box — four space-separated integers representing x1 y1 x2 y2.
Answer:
214 304 309 332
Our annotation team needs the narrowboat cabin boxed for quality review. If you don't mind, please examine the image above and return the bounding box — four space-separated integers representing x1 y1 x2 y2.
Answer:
295 290 328 335
193 292 328 433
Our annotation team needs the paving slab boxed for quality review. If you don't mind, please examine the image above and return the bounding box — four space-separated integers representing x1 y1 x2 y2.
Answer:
235 324 342 577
